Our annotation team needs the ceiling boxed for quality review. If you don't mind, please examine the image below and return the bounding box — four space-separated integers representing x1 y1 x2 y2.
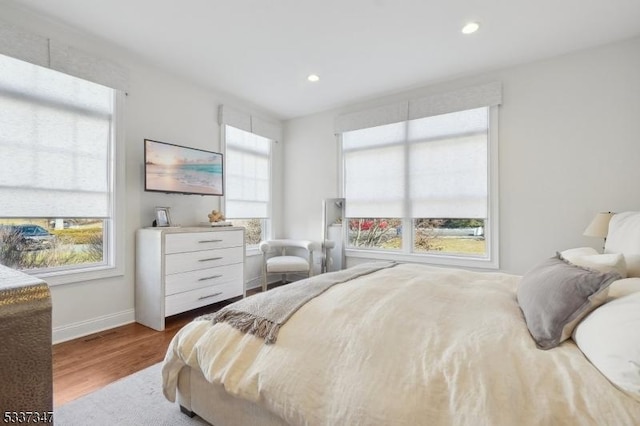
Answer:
9 0 640 120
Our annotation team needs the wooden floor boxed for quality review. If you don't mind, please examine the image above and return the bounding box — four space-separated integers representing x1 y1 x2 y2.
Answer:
52 296 245 407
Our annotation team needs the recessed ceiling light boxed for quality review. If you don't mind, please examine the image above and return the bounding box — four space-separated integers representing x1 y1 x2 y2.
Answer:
307 74 320 82
461 22 480 34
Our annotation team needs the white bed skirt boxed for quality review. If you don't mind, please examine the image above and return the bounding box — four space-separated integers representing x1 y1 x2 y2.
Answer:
178 366 288 426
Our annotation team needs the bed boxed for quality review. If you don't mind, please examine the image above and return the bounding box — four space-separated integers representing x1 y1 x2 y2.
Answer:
162 213 640 426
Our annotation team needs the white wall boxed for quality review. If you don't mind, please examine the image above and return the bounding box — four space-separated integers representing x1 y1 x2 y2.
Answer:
283 111 338 241
282 36 640 275
0 2 282 342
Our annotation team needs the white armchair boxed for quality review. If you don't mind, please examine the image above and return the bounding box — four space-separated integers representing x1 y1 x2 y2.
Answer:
259 239 321 291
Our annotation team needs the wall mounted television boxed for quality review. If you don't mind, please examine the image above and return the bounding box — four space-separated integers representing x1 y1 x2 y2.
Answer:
144 139 224 196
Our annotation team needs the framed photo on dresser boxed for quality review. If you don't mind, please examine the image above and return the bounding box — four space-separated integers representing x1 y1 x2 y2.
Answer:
154 207 172 227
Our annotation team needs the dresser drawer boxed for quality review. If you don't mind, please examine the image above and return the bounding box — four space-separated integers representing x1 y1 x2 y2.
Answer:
165 246 243 275
165 263 243 296
165 280 242 317
165 231 244 254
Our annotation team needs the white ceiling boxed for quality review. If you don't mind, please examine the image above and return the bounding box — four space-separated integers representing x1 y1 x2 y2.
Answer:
9 0 640 120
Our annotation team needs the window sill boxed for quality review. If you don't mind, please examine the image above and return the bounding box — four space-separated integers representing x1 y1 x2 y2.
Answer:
29 263 124 286
345 249 499 270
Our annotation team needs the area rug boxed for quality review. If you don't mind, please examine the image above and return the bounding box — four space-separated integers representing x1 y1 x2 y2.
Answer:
54 363 208 425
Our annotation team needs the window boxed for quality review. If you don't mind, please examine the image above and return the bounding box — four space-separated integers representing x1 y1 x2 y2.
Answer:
223 125 272 246
341 104 498 268
0 53 121 279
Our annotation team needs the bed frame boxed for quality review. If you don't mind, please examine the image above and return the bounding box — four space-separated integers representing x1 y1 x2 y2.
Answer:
177 366 287 426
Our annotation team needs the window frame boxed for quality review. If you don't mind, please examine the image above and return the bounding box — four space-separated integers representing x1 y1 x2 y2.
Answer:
0 87 125 286
340 106 499 269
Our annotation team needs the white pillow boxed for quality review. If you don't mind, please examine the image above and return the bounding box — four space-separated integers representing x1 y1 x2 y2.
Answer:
608 277 640 299
569 253 627 279
559 247 598 263
605 212 640 277
573 287 640 401
622 254 640 278
559 248 627 278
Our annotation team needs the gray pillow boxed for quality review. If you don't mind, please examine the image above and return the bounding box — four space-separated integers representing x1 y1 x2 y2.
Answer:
517 254 620 350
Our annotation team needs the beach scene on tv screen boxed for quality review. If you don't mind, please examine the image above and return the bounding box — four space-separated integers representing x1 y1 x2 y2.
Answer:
146 141 222 195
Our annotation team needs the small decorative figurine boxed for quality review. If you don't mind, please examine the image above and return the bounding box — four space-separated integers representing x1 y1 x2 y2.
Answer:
208 209 226 223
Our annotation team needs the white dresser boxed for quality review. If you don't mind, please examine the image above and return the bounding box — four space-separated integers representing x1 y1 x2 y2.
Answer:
135 226 245 331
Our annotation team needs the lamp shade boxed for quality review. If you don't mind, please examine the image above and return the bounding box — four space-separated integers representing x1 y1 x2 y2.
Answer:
583 212 614 238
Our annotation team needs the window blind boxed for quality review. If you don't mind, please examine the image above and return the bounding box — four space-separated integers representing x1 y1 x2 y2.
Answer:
335 82 501 133
224 125 271 219
342 107 489 219
408 108 488 218
0 53 114 218
335 101 409 134
342 121 406 218
218 105 282 142
0 19 129 91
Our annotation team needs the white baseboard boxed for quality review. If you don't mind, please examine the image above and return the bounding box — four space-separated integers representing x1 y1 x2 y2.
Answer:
52 308 135 344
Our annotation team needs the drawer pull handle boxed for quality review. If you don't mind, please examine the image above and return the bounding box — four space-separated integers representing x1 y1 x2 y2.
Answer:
198 274 223 281
198 257 223 262
198 292 223 301
199 239 223 243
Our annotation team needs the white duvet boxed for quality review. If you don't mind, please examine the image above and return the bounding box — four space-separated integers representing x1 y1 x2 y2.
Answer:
163 263 640 425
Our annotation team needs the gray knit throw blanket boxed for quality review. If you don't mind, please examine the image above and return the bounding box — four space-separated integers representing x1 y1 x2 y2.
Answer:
204 261 397 344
